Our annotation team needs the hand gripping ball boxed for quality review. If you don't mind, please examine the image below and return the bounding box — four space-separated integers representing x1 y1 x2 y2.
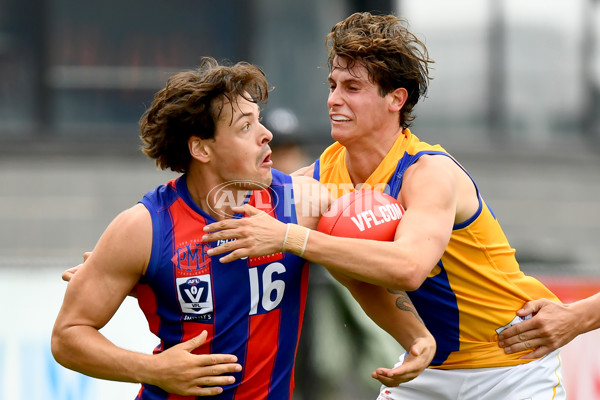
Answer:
317 190 404 241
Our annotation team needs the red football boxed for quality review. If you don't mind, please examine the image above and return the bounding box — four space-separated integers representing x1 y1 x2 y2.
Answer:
317 190 404 241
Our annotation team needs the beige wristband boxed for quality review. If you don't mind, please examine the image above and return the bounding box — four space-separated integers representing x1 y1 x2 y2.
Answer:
282 224 310 257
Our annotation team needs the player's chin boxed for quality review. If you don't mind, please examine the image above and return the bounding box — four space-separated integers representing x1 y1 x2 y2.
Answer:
330 124 354 140
255 170 272 188
330 129 347 143
238 171 272 190
263 167 273 183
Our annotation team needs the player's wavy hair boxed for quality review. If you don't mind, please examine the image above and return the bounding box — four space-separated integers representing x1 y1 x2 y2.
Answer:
139 57 269 173
327 12 433 128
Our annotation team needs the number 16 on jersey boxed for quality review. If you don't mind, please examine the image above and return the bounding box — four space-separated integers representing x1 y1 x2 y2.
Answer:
248 262 286 315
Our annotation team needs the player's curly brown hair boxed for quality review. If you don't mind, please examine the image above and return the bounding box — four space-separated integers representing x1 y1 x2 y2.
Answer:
327 12 433 128
139 57 269 173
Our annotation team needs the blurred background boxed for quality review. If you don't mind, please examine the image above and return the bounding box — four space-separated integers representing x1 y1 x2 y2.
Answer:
1 0 600 398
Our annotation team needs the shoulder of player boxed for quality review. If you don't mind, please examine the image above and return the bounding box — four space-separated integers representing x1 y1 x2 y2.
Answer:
111 203 152 232
290 175 332 229
290 162 315 177
64 205 151 321
401 154 462 203
94 203 152 274
401 153 475 217
291 175 332 203
405 153 460 183
290 174 318 185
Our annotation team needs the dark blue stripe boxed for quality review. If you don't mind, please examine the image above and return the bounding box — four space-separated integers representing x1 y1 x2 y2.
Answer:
312 159 321 181
406 261 460 366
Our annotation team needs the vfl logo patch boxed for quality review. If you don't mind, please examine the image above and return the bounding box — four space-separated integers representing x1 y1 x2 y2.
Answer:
176 275 213 317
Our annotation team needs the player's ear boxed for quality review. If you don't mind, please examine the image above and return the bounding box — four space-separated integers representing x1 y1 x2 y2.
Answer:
389 87 408 112
189 136 211 163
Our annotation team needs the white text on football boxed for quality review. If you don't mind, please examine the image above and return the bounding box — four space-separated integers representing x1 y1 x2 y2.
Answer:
350 203 403 231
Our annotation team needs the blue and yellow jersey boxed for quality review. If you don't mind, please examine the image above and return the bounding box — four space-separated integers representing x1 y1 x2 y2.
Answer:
314 129 560 369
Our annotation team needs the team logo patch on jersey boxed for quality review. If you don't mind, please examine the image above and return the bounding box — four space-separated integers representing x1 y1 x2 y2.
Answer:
172 241 211 277
176 275 213 318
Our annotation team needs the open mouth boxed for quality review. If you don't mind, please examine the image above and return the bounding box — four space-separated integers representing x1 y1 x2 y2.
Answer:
261 152 272 166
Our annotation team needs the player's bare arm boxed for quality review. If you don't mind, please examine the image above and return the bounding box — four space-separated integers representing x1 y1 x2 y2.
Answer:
388 289 424 324
292 175 333 229
315 154 474 289
206 154 469 291
372 295 435 386
328 269 435 386
52 204 241 396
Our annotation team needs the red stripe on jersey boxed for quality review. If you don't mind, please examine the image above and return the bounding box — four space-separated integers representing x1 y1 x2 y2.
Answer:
170 198 212 277
248 252 283 266
181 322 214 355
247 188 284 266
248 188 276 217
290 262 310 396
236 309 281 400
169 199 214 355
137 283 160 336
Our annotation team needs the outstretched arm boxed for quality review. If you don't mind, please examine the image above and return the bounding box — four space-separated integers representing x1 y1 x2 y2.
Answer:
498 294 600 359
204 156 461 291
330 272 435 385
52 204 241 396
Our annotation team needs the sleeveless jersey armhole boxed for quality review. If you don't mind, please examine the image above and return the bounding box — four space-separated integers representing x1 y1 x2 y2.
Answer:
388 150 485 231
138 198 161 283
312 159 321 181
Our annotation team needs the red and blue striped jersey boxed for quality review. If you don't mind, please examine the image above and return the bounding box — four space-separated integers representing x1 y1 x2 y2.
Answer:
135 169 309 400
